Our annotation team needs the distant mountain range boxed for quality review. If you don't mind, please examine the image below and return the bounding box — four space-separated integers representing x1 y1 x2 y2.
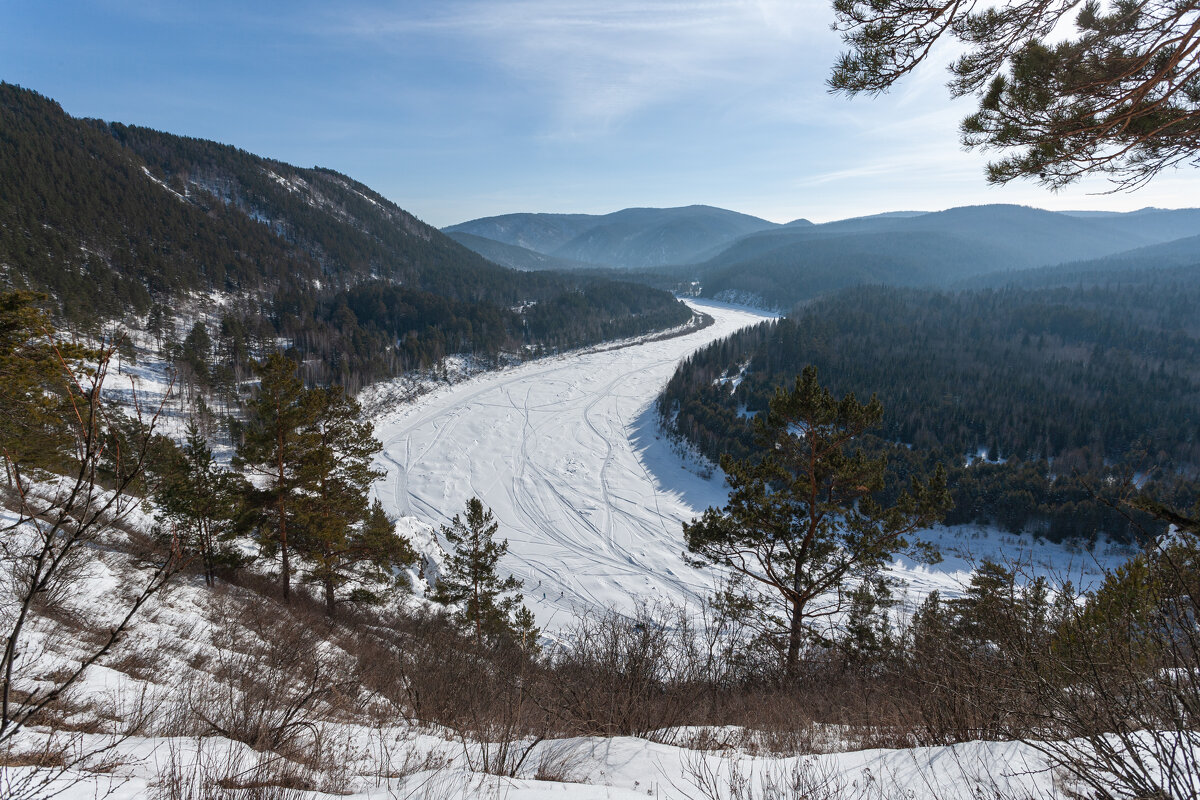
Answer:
447 204 1200 308
444 206 780 269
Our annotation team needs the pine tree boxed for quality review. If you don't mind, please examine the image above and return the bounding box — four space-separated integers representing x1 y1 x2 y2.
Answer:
840 576 897 668
433 497 525 644
0 291 90 479
684 365 950 678
511 604 541 655
234 353 319 601
298 387 414 616
180 320 212 395
155 420 246 586
830 0 1200 189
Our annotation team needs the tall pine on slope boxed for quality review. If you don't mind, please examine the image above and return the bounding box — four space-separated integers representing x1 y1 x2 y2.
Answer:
434 497 526 645
234 353 320 602
298 387 414 616
684 366 950 678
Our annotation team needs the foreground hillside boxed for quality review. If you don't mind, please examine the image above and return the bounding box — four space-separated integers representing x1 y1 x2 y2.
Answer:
0 83 692 390
3 413 1193 800
1 543 1148 800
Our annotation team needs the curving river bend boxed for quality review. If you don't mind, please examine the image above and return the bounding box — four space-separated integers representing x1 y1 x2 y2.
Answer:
372 299 775 624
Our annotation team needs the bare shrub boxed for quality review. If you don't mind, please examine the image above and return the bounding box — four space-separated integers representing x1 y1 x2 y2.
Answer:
164 592 361 763
365 727 453 787
532 740 588 783
1 327 181 800
545 603 708 741
106 646 164 682
681 752 849 800
1016 539 1200 800
445 642 548 777
150 738 309 800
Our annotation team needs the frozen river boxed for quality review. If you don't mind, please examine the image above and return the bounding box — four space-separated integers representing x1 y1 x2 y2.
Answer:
373 298 1130 627
373 300 773 623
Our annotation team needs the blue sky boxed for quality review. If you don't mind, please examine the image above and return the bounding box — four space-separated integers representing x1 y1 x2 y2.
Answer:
4 0 1197 228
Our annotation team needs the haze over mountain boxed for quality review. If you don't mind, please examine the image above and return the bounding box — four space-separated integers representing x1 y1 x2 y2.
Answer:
444 231 601 272
450 202 1200 308
445 205 778 269
967 233 1200 290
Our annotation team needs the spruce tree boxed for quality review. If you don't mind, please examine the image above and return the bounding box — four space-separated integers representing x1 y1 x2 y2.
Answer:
234 353 319 601
433 497 524 644
684 365 950 678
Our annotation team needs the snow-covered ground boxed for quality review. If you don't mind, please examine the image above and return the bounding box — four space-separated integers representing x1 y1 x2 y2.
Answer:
372 299 1132 629
0 526 1170 800
5 301 1174 800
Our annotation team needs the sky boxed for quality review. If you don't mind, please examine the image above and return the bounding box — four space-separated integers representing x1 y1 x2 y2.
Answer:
4 0 1197 228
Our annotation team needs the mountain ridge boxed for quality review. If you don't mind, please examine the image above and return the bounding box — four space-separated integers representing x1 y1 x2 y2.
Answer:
445 204 778 268
0 82 692 390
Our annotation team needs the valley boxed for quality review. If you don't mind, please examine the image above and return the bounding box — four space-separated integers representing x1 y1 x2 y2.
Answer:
5 5 1200 794
373 299 1130 627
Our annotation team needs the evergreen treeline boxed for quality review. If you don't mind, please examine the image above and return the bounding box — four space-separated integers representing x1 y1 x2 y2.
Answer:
659 281 1200 542
0 83 691 392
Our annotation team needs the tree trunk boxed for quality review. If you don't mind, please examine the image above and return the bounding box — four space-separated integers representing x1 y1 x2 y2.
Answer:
786 562 804 679
324 575 336 618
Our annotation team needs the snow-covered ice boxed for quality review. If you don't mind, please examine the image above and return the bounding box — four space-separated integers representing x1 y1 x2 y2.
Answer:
373 300 774 624
373 299 1130 628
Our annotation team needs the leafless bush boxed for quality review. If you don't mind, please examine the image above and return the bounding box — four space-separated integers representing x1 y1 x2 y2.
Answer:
106 646 165 683
159 593 362 765
365 727 453 788
1 336 181 800
150 738 310 800
532 740 588 783
680 751 849 800
444 643 549 777
0 683 159 800
1018 541 1200 800
544 602 710 741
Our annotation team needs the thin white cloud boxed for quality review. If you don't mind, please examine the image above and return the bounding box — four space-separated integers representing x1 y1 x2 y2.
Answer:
324 0 832 134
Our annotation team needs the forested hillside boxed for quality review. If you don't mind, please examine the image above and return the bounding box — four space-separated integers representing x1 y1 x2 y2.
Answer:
697 230 1010 305
0 83 691 391
659 279 1200 541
